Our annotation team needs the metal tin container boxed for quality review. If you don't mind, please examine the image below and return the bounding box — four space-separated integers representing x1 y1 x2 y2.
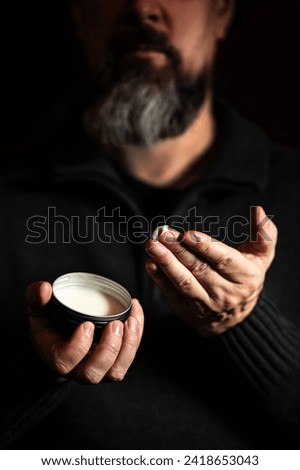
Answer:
46 272 132 340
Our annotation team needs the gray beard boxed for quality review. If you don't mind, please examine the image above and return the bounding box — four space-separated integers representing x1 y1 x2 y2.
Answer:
84 58 208 148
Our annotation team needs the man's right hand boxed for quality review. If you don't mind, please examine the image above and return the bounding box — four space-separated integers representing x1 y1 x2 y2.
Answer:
26 281 144 384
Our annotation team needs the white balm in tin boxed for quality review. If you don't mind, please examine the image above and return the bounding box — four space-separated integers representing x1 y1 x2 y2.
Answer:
47 272 132 339
54 285 124 317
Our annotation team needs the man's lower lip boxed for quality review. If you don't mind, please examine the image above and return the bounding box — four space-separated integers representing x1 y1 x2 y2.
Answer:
119 49 168 67
128 49 165 58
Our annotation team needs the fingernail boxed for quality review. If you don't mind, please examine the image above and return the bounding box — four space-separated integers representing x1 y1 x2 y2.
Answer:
162 230 179 243
128 317 138 333
190 234 202 243
151 225 169 240
83 322 94 338
147 241 166 256
113 321 123 337
146 261 158 273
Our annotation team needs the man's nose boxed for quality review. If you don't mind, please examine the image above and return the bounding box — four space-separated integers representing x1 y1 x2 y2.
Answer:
124 0 165 27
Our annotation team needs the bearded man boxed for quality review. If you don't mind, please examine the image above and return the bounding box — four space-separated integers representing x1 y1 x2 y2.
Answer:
1 0 299 449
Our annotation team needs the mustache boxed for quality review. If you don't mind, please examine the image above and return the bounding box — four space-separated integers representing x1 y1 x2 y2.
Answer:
109 24 181 68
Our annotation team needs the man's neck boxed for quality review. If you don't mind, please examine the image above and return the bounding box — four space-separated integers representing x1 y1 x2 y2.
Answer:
116 98 215 189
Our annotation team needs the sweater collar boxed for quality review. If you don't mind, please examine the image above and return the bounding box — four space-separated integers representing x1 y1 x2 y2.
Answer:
201 101 270 191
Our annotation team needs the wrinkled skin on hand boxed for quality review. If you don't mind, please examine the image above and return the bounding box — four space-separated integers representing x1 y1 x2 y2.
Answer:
27 282 144 384
146 206 277 336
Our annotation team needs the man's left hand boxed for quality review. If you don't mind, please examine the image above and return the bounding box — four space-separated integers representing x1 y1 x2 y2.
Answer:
145 206 277 336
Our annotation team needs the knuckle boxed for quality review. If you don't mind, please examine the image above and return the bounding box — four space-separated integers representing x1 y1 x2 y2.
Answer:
190 260 209 277
50 342 91 375
51 353 72 375
207 287 223 306
177 275 193 290
221 294 237 311
216 254 234 271
160 253 174 268
104 341 121 357
123 337 138 352
73 342 91 359
172 241 186 255
198 241 211 256
95 340 121 364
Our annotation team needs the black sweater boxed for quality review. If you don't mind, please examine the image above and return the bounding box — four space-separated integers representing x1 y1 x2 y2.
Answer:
0 101 299 449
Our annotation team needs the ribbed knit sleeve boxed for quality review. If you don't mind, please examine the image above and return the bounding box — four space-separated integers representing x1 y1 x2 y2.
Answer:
215 294 300 441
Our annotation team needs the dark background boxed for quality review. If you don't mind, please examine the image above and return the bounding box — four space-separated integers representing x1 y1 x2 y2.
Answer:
5 0 300 170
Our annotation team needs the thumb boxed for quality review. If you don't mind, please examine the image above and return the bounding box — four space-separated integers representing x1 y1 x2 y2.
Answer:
26 281 52 318
239 206 278 269
26 281 55 343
